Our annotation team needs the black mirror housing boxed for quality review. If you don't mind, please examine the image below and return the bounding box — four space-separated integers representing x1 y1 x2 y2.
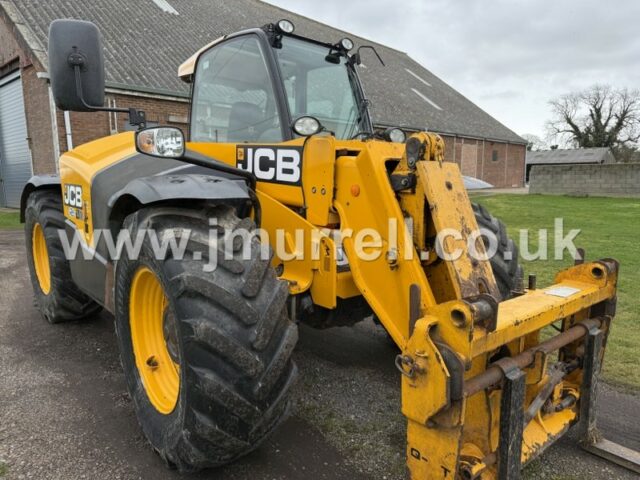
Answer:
48 19 105 111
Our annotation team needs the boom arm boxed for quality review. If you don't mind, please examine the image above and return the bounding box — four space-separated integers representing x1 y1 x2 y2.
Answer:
332 132 619 479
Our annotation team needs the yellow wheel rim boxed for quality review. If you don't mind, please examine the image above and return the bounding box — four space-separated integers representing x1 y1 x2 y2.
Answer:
32 222 51 294
129 266 180 414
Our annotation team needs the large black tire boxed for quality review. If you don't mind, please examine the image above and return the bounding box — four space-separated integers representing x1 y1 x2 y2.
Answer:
24 189 102 323
114 204 298 471
472 203 523 300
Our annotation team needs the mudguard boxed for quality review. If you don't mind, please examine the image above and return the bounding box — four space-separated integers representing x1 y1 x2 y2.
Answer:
20 175 61 222
83 172 251 308
107 172 250 219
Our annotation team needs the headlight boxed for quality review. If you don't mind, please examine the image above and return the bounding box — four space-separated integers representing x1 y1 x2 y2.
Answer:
383 127 406 143
135 127 184 158
292 116 322 136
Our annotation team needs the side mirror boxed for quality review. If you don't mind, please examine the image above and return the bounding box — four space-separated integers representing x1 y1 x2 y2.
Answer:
48 19 105 111
135 127 185 158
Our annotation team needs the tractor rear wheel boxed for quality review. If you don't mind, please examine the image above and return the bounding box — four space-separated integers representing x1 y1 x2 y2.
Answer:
24 189 101 323
472 203 523 300
114 205 298 471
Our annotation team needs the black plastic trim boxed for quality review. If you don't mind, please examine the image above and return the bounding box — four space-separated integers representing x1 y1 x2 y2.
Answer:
20 175 61 222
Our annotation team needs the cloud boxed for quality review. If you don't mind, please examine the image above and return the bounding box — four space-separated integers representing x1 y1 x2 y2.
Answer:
264 0 640 138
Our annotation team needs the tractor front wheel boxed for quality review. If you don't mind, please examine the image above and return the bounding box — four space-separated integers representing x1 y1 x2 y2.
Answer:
25 189 102 323
114 205 298 471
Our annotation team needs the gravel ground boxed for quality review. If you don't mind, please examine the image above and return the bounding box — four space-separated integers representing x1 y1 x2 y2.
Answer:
1 228 638 479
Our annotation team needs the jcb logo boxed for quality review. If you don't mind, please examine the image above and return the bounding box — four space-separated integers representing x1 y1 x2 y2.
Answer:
236 146 302 185
63 184 83 208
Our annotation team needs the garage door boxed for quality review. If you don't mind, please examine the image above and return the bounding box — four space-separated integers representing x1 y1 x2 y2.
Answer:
0 71 33 208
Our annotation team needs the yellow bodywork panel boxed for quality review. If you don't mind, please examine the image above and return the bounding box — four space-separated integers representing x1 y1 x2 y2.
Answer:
333 142 437 348
189 140 306 207
58 132 137 246
191 137 347 308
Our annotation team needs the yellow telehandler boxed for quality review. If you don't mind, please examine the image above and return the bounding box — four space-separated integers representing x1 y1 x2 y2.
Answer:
20 18 629 479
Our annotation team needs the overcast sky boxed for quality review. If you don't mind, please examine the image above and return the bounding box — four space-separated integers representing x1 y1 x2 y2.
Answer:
265 0 640 140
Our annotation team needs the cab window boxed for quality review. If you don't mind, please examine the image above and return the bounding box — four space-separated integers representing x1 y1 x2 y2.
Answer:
276 37 360 139
191 36 283 143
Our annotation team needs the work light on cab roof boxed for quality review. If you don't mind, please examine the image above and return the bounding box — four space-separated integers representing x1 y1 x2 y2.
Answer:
276 19 294 34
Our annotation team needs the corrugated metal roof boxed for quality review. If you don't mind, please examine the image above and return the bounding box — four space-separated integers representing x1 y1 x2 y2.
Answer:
526 147 613 165
1 0 526 144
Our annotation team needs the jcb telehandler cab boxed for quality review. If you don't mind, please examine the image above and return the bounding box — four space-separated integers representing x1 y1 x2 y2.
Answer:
21 18 623 479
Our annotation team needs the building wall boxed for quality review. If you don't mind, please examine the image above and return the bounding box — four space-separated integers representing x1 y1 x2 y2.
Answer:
441 135 525 188
2 12 192 178
529 163 640 197
22 66 56 174
55 93 190 153
2 12 526 188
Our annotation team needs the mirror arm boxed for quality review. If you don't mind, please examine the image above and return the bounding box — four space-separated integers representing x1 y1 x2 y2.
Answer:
351 45 385 66
180 149 257 191
73 65 147 129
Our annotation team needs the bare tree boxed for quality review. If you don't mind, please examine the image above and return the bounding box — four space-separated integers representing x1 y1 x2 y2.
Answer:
547 85 640 156
521 133 548 151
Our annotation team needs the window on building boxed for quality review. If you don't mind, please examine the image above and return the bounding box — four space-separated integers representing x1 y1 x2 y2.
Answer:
492 149 499 162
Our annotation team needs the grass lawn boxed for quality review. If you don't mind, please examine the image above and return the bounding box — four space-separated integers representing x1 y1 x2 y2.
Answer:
471 193 639 391
0 210 20 229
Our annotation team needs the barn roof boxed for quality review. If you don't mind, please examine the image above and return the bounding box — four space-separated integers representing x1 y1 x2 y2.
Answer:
526 147 614 165
1 0 526 144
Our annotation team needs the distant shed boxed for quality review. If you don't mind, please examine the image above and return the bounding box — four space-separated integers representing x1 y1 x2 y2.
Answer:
525 147 615 182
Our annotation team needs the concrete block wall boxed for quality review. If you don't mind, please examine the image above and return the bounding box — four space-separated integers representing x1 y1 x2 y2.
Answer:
529 163 640 197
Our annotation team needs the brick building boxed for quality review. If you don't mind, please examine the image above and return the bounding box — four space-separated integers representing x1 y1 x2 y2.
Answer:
0 0 526 207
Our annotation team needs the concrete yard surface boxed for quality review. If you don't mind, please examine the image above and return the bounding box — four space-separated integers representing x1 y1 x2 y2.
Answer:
0 229 638 480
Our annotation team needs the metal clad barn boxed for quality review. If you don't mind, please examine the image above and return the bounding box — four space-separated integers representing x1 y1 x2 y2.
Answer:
0 70 32 207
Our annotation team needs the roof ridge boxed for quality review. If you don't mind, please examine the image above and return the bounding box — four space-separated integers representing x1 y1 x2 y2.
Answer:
0 0 48 69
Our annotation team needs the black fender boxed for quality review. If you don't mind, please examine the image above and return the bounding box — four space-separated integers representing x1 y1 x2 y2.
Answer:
20 175 61 222
108 173 250 210
80 173 252 309
106 172 251 228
